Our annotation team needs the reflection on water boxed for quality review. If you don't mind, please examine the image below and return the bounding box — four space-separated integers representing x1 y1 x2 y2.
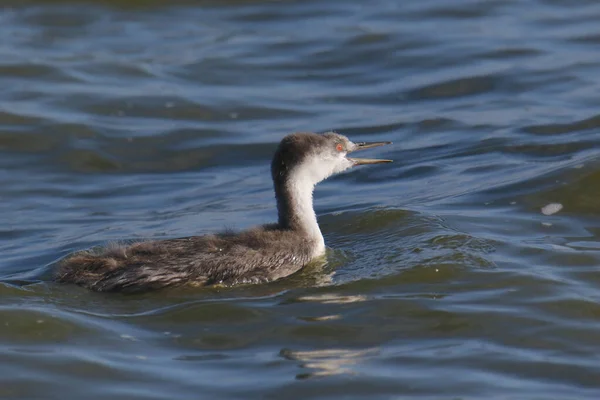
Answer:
281 348 379 379
294 294 369 304
1 0 600 398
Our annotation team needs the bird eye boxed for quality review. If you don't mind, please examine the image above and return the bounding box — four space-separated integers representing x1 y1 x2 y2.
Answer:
336 143 344 152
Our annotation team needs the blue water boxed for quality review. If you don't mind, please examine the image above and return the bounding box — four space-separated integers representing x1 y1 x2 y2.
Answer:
1 0 600 398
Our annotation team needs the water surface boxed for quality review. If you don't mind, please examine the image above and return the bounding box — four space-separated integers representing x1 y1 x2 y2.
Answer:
1 0 600 398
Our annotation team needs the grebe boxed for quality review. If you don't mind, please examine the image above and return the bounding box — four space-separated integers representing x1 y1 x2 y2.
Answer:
55 132 392 292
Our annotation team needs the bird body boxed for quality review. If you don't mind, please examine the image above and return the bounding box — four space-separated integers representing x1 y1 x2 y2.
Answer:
55 132 391 292
56 226 317 292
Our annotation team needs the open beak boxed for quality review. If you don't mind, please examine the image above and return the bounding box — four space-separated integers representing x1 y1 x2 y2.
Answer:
348 141 393 165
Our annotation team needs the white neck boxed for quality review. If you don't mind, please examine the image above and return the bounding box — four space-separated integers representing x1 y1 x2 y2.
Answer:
278 173 326 257
273 154 349 258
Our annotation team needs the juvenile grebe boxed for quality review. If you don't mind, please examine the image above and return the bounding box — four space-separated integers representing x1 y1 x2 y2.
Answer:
55 132 392 292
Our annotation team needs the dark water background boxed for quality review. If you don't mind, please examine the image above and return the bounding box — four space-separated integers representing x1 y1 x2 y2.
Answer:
2 0 600 398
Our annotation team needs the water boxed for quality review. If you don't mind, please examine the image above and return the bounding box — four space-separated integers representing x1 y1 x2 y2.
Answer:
1 0 600 398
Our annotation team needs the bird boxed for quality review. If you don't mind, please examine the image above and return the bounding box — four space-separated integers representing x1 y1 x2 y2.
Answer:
54 132 392 293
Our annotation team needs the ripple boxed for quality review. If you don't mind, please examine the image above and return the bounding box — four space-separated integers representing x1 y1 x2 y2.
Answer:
0 306 103 344
0 110 43 125
2 0 600 398
523 114 600 135
568 33 600 44
0 63 79 82
406 75 499 100
59 149 122 173
0 130 62 153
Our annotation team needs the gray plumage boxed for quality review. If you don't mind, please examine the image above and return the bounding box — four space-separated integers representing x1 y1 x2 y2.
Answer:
54 132 391 293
